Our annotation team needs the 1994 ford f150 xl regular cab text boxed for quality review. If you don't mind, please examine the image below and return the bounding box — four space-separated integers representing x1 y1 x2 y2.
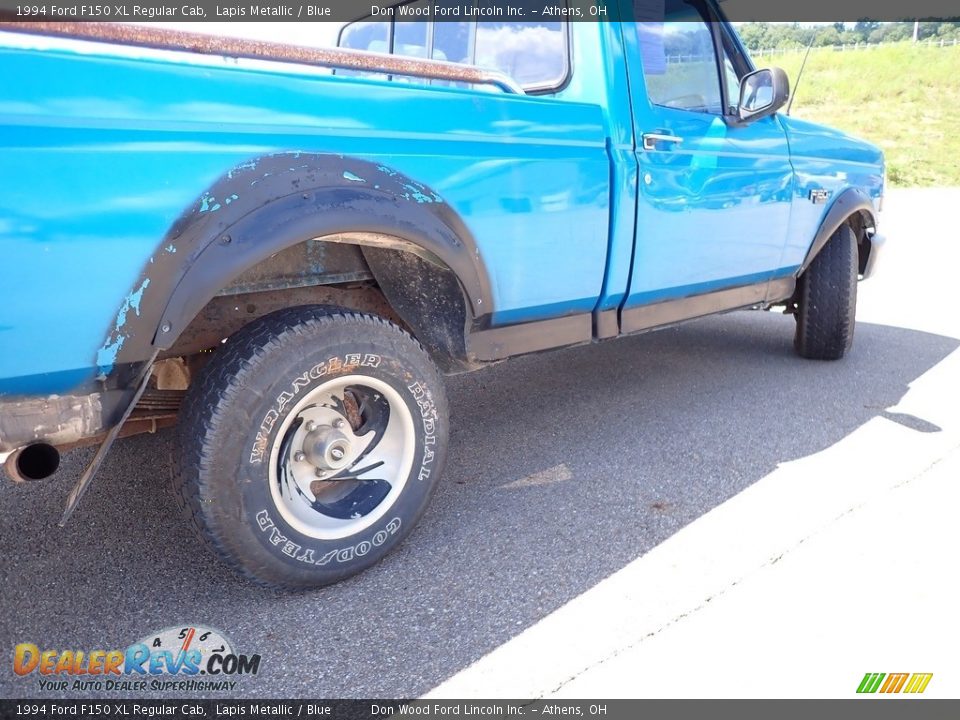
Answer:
0 3 885 588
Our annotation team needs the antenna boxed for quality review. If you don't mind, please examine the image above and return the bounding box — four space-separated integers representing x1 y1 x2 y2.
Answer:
785 32 817 116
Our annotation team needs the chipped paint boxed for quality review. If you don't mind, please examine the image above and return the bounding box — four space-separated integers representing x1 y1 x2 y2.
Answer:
199 192 232 212
125 278 149 319
227 159 259 179
95 278 150 374
402 183 443 204
81 153 488 403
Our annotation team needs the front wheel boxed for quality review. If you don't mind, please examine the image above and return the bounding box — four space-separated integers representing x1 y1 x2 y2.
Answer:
174 306 448 589
794 223 858 360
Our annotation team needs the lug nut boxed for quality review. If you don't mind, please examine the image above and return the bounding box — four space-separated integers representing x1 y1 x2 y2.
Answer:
294 452 305 463
305 421 316 433
333 418 345 429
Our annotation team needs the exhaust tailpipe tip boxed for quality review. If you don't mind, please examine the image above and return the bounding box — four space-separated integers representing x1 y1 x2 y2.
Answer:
4 443 60 483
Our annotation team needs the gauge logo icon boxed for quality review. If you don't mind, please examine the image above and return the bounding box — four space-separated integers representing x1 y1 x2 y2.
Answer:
136 625 234 664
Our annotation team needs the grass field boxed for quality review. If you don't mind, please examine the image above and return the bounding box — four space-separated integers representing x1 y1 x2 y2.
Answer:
767 43 960 187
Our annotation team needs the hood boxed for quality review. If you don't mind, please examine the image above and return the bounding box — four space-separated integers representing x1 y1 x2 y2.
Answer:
778 115 885 169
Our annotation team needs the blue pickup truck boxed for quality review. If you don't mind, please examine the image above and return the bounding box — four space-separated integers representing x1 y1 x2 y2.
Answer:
0 5 884 588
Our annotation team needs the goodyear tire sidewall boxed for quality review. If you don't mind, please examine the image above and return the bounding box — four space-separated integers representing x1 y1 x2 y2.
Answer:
209 332 446 586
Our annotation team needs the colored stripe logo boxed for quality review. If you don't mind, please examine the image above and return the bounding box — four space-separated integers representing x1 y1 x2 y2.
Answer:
857 672 933 694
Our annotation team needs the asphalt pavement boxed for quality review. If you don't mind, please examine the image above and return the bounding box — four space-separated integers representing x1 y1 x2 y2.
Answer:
2 189 958 699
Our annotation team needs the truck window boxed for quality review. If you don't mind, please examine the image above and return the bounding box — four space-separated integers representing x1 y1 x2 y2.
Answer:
475 21 566 90
717 22 754 114
337 4 569 93
721 50 740 113
431 21 471 63
391 21 430 85
637 9 724 114
394 21 429 59
339 20 390 54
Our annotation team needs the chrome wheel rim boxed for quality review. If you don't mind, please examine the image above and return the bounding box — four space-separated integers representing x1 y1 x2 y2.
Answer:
268 374 415 540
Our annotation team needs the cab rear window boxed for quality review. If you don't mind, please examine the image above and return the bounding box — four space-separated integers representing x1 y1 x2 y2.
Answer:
338 2 569 93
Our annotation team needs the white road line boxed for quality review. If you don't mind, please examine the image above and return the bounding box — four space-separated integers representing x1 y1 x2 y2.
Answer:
427 346 960 699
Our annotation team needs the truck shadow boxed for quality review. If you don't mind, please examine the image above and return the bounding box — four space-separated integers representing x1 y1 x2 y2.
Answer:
1 312 956 698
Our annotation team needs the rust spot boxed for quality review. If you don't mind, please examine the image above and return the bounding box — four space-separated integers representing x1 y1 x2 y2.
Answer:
342 390 362 432
1 21 522 91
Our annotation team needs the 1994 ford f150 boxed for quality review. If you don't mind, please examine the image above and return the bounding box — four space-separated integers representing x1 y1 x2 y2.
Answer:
0 3 885 588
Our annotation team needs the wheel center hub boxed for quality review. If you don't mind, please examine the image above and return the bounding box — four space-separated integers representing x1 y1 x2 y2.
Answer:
301 423 353 471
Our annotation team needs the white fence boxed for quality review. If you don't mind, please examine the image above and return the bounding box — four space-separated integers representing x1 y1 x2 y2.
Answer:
751 37 959 58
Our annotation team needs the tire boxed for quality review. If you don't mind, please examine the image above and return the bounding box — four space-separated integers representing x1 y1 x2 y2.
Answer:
794 223 858 360
173 306 448 589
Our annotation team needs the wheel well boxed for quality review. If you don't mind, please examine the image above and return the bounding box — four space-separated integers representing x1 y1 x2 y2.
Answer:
846 211 875 277
162 236 475 386
798 211 874 282
775 212 873 315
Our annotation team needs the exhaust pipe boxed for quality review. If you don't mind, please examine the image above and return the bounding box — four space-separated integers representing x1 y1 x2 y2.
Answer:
4 443 60 483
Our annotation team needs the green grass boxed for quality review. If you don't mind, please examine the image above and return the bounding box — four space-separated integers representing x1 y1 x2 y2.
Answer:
766 43 960 187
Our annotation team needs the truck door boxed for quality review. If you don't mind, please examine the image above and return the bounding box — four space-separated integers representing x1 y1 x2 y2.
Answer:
618 0 795 332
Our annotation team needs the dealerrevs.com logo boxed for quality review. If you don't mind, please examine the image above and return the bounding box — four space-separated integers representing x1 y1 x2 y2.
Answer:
13 625 261 693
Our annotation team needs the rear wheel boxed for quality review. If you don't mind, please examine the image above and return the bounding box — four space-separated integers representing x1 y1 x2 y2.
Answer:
174 306 448 589
794 224 858 360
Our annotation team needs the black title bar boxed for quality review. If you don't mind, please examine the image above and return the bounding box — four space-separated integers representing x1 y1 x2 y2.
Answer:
0 0 958 22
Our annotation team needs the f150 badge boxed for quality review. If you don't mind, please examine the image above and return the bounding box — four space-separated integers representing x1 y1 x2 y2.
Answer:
809 188 832 204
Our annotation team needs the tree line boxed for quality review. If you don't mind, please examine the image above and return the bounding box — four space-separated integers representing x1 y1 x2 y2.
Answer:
737 21 960 50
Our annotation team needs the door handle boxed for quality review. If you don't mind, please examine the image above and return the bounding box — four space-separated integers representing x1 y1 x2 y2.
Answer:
642 133 684 151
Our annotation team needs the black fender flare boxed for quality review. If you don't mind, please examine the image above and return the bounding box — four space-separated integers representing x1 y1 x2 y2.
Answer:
99 153 492 375
798 187 878 276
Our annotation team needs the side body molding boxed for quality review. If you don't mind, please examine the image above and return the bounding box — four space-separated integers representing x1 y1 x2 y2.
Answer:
798 187 878 276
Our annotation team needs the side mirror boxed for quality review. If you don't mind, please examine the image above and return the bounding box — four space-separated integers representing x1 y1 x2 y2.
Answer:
737 67 790 124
